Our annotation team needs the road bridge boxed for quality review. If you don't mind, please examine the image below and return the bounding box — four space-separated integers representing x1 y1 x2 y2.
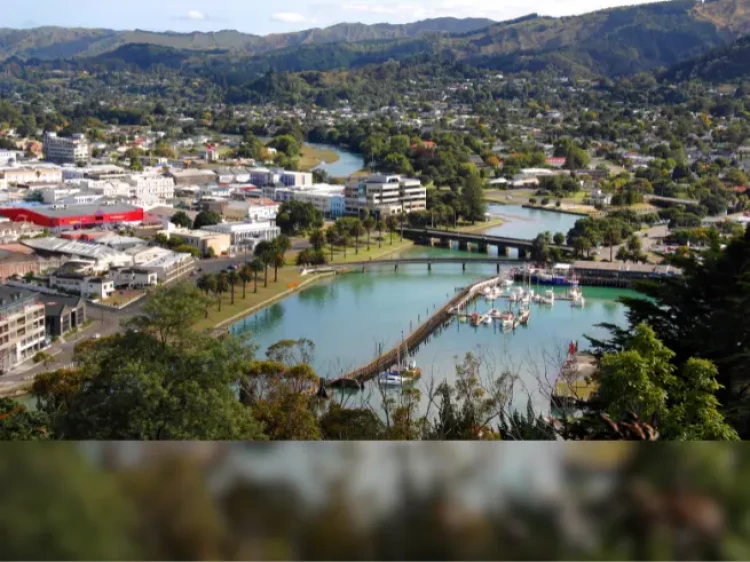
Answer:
399 227 573 256
301 256 522 275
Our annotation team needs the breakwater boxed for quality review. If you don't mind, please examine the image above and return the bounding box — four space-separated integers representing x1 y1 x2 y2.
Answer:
328 275 506 386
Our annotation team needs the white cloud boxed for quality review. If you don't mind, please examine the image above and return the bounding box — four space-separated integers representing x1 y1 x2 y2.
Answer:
187 10 206 21
272 12 309 24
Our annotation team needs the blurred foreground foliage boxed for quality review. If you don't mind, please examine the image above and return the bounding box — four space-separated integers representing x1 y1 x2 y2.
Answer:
2 442 750 560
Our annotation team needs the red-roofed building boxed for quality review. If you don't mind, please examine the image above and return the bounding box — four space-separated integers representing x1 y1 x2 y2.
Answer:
547 157 567 168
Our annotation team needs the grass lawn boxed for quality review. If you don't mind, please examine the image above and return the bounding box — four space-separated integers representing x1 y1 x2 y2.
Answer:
298 144 339 171
194 267 313 330
316 237 415 264
101 289 146 307
454 218 504 233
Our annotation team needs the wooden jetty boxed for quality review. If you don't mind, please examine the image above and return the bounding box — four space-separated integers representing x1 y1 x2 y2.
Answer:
327 275 508 388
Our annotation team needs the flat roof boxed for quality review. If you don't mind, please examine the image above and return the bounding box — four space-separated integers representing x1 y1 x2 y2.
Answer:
11 204 141 219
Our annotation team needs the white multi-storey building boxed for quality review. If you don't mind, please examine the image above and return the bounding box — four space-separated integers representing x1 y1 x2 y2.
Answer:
0 286 47 372
44 132 90 164
203 221 280 253
124 174 175 205
344 174 427 217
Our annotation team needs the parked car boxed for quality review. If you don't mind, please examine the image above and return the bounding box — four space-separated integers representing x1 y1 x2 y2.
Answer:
227 264 238 271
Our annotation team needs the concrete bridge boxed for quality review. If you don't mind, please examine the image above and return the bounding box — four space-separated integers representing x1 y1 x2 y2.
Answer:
301 256 523 275
399 227 573 256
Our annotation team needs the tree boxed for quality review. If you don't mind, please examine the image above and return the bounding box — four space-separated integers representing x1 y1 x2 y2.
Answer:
349 218 364 255
126 282 206 346
214 272 229 311
573 236 592 259
592 323 737 440
254 241 273 288
193 210 221 230
553 232 566 246
564 145 590 170
276 201 323 235
309 228 325 252
271 250 285 283
268 134 301 158
250 258 264 293
376 218 385 248
603 227 622 262
227 270 239 305
196 274 216 317
460 174 486 224
32 332 265 440
325 227 337 262
363 215 376 251
239 265 252 299
171 211 192 228
33 350 54 368
0 397 49 440
385 215 398 245
320 404 384 439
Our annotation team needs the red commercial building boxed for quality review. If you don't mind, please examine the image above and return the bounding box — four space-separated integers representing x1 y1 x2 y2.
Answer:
0 204 144 231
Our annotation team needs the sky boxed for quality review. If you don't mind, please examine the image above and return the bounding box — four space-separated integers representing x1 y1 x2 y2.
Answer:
6 0 666 35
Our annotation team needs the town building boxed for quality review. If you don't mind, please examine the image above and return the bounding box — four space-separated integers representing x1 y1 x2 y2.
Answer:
0 244 65 281
203 221 280 254
0 204 144 232
167 169 217 187
48 272 116 299
292 185 347 219
110 267 159 288
0 222 45 244
0 165 63 186
344 174 426 217
135 250 195 284
43 132 90 164
19 237 133 270
166 228 231 257
0 285 47 372
123 174 175 205
35 293 87 338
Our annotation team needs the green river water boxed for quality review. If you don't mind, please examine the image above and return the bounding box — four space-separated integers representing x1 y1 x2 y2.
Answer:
231 206 640 412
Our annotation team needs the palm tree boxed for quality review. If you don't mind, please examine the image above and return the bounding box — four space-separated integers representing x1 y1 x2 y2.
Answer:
239 265 252 299
250 258 264 293
309 228 325 252
325 227 337 262
376 218 385 249
196 273 216 318
227 270 239 305
271 250 285 283
386 215 397 245
363 215 376 251
604 227 621 262
214 272 229 312
349 218 364 255
254 241 273 288
274 234 292 255
340 234 351 258
397 213 406 241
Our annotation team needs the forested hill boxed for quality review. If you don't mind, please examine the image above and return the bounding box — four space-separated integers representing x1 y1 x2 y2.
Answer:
662 34 750 82
0 17 496 60
6 0 750 79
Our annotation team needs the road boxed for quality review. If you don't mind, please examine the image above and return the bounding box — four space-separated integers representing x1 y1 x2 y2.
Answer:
0 299 146 393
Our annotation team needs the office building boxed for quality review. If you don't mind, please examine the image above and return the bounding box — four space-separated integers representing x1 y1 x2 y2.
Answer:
203 221 280 254
35 293 87 337
44 132 90 164
344 174 427 217
167 228 231 257
0 285 47 372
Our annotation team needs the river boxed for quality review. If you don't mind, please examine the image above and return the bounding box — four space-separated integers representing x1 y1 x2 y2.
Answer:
232 206 632 413
308 142 364 178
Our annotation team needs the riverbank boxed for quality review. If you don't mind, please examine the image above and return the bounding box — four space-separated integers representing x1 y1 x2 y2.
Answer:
299 144 340 171
521 204 592 217
198 238 416 330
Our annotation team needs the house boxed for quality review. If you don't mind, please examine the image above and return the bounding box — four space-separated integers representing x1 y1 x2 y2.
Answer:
35 293 87 337
49 272 116 299
590 188 612 206
110 267 159 288
165 228 231 257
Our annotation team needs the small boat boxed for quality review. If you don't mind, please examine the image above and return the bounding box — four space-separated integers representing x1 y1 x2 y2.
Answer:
482 315 493 325
518 309 531 325
540 289 555 305
502 279 514 288
378 372 416 387
488 308 503 319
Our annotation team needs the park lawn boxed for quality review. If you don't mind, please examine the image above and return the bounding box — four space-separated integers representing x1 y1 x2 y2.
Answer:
298 144 339 171
194 267 311 331
455 218 504 233
323 237 415 264
101 289 146 307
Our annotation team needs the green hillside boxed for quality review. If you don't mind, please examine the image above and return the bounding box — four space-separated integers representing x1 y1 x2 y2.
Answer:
0 17 495 60
663 34 750 81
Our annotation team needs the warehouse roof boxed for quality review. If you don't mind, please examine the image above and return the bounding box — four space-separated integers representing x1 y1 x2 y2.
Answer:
15 204 141 219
